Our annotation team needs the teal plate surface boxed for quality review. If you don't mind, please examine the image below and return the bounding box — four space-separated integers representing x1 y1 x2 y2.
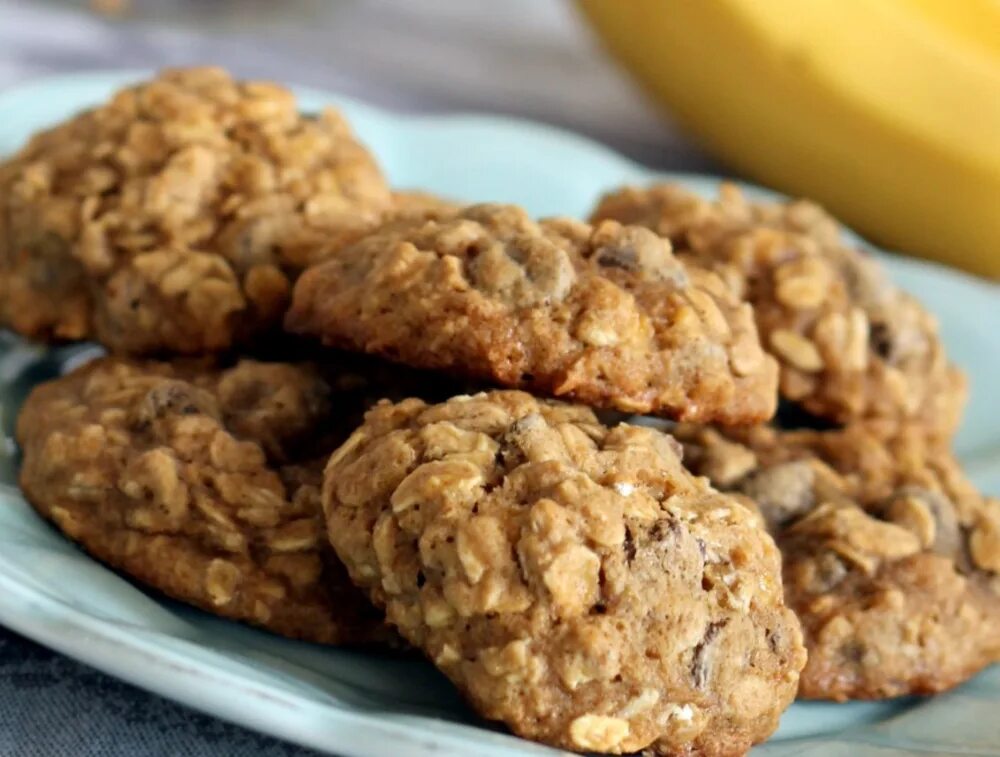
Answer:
0 72 998 756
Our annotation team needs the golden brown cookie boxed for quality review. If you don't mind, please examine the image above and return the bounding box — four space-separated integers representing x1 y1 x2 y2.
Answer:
323 391 805 755
388 190 461 222
287 203 778 425
16 356 395 644
590 183 965 436
0 67 391 354
676 423 1000 700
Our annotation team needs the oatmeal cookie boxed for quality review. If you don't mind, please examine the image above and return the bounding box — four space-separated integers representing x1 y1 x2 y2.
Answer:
287 203 778 425
16 356 393 644
0 67 390 354
388 190 460 222
590 183 966 435
676 423 1000 700
323 391 805 755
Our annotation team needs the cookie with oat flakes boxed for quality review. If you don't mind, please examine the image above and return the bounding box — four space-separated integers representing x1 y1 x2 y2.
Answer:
676 422 1000 700
0 67 390 355
16 356 397 645
287 203 778 425
388 190 460 222
590 183 966 436
322 391 805 755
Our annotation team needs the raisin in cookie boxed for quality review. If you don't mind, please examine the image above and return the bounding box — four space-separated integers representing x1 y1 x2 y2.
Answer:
287 203 778 425
16 356 393 644
676 423 1000 700
590 184 965 435
0 67 390 354
323 391 805 755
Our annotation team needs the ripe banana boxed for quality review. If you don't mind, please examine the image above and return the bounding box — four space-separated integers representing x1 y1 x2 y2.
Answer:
578 0 1000 278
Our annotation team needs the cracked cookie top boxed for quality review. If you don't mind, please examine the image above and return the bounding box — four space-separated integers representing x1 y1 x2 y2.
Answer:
590 183 965 435
323 391 804 755
16 356 393 644
0 67 390 354
287 203 778 425
676 422 1000 700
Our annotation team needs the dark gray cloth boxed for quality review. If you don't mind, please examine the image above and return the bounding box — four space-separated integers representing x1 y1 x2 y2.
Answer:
0 627 321 756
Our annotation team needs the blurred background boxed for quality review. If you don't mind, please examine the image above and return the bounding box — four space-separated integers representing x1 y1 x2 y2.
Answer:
0 0 716 171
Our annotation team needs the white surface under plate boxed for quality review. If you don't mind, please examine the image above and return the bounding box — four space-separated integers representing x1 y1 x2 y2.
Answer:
0 72 998 757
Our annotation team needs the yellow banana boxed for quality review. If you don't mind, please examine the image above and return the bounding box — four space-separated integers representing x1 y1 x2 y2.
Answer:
578 0 1000 278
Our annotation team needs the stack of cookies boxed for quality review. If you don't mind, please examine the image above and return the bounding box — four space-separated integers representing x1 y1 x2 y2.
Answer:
2 68 997 756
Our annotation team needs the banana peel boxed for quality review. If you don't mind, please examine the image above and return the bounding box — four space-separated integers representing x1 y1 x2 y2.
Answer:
578 0 1000 278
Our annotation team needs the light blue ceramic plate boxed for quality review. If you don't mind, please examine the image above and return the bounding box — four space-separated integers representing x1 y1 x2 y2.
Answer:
0 72 998 757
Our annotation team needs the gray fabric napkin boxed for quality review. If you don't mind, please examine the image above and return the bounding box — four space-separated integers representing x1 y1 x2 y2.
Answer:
0 627 319 756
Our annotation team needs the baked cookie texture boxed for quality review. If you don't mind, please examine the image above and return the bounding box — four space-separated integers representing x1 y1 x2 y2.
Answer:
676 422 1000 700
287 203 779 425
0 67 390 354
323 391 805 755
590 183 966 436
16 356 393 645
388 190 460 222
